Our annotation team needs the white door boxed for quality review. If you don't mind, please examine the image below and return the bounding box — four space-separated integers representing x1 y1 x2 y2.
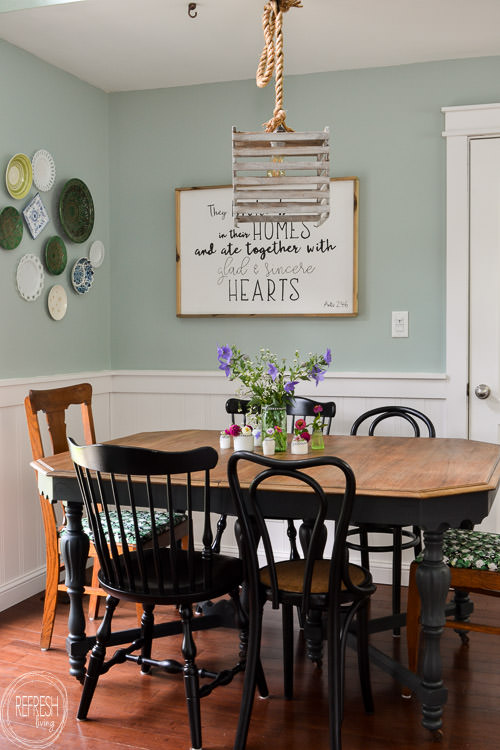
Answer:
469 136 500 530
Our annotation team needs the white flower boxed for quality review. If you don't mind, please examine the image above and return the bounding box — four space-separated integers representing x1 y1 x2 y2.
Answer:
241 425 253 435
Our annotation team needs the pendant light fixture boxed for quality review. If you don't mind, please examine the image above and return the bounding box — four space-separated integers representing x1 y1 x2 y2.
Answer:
232 0 330 227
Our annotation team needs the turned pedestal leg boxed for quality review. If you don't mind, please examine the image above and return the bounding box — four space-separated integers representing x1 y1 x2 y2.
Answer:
59 501 89 682
416 528 450 735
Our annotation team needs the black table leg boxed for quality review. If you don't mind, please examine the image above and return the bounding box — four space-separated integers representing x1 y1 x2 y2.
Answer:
416 528 450 735
59 500 89 682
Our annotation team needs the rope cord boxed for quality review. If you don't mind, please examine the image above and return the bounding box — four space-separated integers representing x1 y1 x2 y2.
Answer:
256 0 302 133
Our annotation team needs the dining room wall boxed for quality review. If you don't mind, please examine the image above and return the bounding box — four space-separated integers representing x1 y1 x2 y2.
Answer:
108 55 500 377
0 40 111 380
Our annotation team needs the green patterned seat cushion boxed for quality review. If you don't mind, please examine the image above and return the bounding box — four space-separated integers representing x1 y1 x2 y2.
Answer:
417 528 500 571
62 510 186 546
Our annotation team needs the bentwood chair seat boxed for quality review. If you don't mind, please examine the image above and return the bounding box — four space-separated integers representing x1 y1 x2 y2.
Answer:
228 451 376 750
406 528 500 678
68 439 268 750
346 406 435 636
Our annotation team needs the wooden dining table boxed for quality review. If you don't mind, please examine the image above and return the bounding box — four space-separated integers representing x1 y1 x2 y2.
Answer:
33 429 500 737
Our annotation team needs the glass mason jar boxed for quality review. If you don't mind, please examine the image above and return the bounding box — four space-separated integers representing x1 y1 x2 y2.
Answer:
261 406 287 452
310 429 325 450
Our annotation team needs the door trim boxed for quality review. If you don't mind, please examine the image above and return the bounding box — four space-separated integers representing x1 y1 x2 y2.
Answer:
443 103 500 438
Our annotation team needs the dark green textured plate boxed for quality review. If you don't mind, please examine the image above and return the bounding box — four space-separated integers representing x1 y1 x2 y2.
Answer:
45 235 67 275
0 206 23 250
58 178 94 243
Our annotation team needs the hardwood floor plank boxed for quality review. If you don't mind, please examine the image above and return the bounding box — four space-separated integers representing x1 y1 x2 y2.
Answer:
1 586 499 749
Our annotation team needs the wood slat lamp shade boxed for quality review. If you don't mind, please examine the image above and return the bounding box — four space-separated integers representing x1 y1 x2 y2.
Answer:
232 127 330 227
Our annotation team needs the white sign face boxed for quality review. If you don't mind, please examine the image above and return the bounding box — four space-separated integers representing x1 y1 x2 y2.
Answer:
176 178 358 317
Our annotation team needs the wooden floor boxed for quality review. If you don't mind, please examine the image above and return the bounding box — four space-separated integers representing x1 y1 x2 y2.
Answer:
1 585 499 750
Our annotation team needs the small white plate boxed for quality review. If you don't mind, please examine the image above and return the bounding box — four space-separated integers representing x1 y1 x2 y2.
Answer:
89 239 105 268
48 284 67 321
16 254 44 302
32 149 56 192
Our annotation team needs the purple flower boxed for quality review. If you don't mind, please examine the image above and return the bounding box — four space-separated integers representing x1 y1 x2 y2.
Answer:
324 348 332 365
217 345 232 363
267 363 278 381
313 404 323 415
310 365 325 385
284 380 299 394
218 362 231 377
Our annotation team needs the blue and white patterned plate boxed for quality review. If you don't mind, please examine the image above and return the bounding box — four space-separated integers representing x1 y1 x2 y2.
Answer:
71 257 94 295
23 193 49 239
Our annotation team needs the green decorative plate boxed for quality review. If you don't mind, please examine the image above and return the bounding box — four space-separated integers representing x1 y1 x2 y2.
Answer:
58 178 94 243
45 235 67 275
6 153 33 200
0 206 23 250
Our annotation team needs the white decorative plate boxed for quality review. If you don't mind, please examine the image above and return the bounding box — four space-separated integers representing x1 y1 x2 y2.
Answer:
71 257 94 294
88 239 105 268
16 254 44 302
32 149 56 192
48 284 67 321
23 193 50 239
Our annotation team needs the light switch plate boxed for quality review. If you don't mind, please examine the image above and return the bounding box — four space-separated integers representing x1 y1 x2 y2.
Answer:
392 311 409 337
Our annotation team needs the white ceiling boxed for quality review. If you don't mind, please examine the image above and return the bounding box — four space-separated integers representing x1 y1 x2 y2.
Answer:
1 0 500 93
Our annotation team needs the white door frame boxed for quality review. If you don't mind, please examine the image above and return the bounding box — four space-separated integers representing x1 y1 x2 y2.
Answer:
443 103 500 438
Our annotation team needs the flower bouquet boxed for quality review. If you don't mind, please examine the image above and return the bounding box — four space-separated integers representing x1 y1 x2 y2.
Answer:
217 344 331 452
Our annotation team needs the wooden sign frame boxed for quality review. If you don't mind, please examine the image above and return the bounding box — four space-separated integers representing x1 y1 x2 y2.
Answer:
175 178 358 317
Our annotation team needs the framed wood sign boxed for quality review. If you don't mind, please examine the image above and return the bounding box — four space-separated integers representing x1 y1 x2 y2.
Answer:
175 177 358 317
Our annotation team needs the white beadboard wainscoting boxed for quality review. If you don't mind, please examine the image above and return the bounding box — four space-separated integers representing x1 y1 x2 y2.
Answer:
0 369 451 612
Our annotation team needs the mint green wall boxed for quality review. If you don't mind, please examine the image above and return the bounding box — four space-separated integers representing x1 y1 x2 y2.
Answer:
0 41 110 378
109 57 500 373
2 41 500 378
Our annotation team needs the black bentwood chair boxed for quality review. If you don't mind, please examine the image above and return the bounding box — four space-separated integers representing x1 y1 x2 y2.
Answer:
347 406 436 636
68 439 268 750
228 451 376 750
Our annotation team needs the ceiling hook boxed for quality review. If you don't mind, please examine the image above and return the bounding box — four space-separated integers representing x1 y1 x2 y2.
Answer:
188 2 197 18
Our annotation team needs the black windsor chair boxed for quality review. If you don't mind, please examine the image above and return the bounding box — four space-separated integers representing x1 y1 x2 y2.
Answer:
286 396 336 435
346 406 436 636
228 451 376 750
68 438 268 750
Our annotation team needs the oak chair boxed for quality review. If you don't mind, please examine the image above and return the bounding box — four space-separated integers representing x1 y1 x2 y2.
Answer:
25 383 105 649
25 383 187 650
228 451 376 750
68 439 268 750
406 528 500 677
347 406 436 635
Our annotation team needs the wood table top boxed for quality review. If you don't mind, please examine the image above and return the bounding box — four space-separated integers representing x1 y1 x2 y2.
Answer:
32 429 500 501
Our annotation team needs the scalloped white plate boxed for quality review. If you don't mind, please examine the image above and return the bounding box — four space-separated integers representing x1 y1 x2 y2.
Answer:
17 254 44 302
32 149 56 192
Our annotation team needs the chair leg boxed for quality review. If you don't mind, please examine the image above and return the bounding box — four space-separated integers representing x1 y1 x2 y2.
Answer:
40 547 60 651
282 603 295 699
87 560 101 621
234 576 265 750
327 607 343 750
360 527 370 571
180 603 202 750
140 604 155 674
77 595 119 721
356 601 374 715
392 527 403 636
